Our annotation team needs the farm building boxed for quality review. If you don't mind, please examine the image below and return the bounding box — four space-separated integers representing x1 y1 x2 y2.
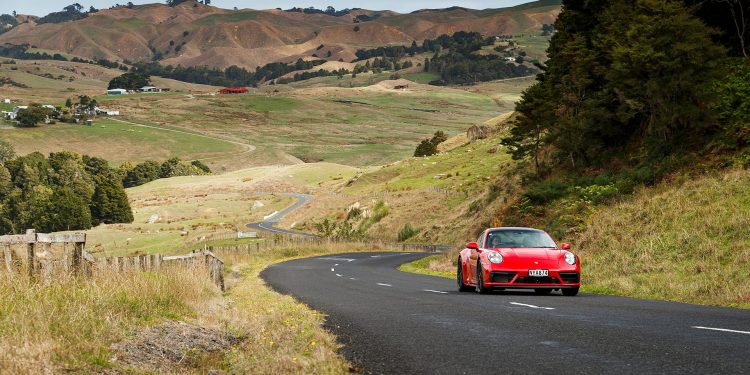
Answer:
220 87 249 94
140 86 160 93
107 89 128 95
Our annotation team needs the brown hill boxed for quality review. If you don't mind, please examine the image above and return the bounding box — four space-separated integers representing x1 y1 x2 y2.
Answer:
0 1 560 70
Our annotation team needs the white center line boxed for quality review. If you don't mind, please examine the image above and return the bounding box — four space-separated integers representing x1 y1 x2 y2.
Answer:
371 255 381 258
336 274 343 277
330 268 335 272
510 302 555 310
334 264 339 266
424 289 448 294
692 326 750 335
376 283 392 287
349 277 357 280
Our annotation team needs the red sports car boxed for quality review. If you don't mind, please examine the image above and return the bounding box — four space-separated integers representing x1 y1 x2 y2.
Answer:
457 227 580 295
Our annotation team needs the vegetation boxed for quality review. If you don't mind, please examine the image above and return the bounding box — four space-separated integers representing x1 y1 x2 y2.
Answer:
36 3 89 24
122 157 211 188
0 14 19 35
0 44 68 61
15 105 52 127
414 131 449 157
108 72 151 90
355 32 536 85
397 223 418 241
284 6 351 16
0 149 133 235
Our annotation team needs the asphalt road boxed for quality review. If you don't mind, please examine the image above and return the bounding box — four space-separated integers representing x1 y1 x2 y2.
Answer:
246 193 317 237
262 252 750 375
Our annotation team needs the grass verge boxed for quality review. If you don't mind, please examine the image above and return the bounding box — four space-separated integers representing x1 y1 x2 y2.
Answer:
1 242 411 373
398 169 750 309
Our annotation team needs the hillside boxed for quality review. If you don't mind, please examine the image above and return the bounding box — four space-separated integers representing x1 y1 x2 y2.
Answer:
0 1 560 70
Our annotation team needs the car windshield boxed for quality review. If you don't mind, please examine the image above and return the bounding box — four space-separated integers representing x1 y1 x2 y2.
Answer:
485 229 557 248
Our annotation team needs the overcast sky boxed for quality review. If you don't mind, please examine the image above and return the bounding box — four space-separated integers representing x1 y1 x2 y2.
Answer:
3 1 531 16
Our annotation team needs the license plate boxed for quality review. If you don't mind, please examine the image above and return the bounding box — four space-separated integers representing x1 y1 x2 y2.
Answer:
529 269 548 277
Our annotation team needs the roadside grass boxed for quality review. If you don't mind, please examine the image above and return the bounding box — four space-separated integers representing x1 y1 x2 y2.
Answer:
398 254 454 278
0 267 213 373
0 241 414 373
398 168 750 309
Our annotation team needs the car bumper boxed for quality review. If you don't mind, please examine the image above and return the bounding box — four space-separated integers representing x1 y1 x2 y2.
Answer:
485 270 580 289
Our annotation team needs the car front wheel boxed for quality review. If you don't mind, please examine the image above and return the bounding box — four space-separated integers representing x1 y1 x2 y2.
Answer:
457 258 472 292
475 262 488 294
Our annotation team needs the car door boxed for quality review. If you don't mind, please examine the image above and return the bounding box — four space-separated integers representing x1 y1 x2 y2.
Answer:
467 231 485 284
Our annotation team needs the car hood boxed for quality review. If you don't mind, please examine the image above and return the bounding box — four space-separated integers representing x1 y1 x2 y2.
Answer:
490 247 561 268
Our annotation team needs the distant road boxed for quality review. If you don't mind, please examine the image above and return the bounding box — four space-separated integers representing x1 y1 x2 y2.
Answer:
246 193 317 237
263 252 750 375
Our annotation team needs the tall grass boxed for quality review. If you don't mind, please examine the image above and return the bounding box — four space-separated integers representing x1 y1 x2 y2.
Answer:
0 242 406 373
0 268 214 373
400 169 750 308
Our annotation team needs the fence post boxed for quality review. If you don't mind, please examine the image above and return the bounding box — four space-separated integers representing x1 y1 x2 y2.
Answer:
72 242 84 276
3 244 13 275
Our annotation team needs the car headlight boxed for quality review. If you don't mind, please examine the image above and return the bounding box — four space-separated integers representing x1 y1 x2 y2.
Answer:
564 251 576 265
487 252 503 264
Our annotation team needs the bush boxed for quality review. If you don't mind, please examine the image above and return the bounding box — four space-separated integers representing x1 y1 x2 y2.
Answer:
397 223 418 242
522 180 569 205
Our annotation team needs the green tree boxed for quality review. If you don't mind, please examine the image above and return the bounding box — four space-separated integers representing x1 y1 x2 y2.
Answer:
48 187 92 231
108 72 151 90
16 105 50 127
414 139 438 157
123 160 161 187
0 139 15 163
90 179 133 226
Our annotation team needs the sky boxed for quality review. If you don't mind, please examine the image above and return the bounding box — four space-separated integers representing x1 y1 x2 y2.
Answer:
2 0 531 16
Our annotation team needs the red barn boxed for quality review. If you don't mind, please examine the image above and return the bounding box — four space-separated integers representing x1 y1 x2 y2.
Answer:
220 87 249 94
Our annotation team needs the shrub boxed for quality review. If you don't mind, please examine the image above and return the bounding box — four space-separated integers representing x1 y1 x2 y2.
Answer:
397 223 418 242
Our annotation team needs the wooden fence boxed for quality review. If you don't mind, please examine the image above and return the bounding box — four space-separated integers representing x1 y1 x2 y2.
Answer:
204 235 452 254
0 229 86 279
0 230 225 291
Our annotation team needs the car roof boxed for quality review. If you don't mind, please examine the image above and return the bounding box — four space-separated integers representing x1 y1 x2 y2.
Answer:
486 227 546 232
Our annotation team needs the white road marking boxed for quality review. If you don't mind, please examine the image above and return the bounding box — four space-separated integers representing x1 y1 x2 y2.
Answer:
424 289 448 294
334 264 339 266
377 283 392 287
349 277 357 280
692 326 750 335
371 255 381 258
318 257 356 262
510 302 555 310
330 268 335 272
336 274 343 277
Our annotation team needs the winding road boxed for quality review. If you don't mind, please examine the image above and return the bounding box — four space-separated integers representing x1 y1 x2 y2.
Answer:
262 252 750 375
246 193 317 237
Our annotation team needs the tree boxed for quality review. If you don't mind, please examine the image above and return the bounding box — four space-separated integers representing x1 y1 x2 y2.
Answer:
414 139 438 157
431 131 448 145
64 98 73 109
48 187 92 231
16 105 50 127
0 139 15 164
123 160 161 187
108 72 151 90
90 179 133 226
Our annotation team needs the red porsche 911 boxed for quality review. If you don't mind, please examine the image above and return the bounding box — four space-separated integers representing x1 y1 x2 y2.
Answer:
457 227 580 296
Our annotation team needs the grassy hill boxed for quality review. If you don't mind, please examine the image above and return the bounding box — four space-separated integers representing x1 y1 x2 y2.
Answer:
0 1 560 70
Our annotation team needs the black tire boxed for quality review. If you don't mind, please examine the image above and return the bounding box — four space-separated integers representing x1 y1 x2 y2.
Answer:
457 258 472 292
562 287 579 296
475 262 488 294
534 288 552 295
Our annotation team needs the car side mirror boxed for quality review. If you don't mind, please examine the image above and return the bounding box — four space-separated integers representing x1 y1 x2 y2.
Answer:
466 242 479 250
561 243 571 250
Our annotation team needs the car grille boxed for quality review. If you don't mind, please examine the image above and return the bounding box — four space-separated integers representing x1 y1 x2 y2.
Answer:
514 276 559 284
559 272 580 283
490 272 516 283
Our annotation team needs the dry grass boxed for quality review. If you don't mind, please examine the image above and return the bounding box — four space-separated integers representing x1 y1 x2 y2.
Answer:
0 242 408 373
400 169 750 308
575 169 750 308
0 268 215 373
